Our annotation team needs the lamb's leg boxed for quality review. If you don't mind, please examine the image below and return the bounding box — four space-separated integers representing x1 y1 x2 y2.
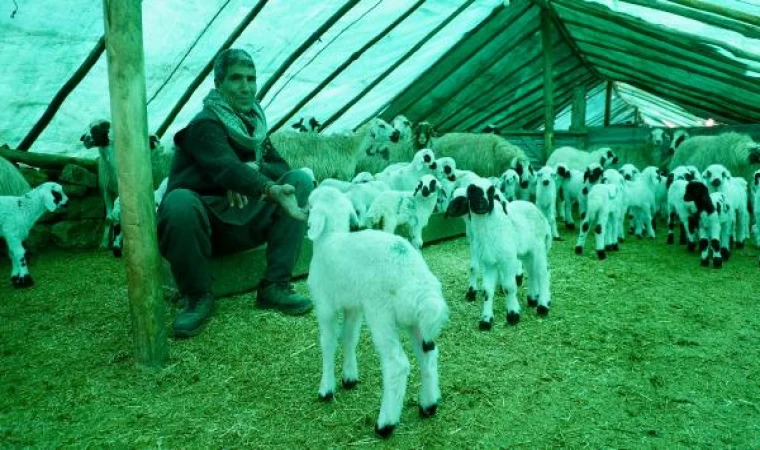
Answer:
575 218 591 255
737 208 750 248
563 193 576 230
316 307 340 401
409 327 440 418
466 254 479 301
101 190 114 250
643 209 656 239
367 315 410 439
112 223 123 258
382 216 398 235
719 217 733 264
595 220 607 260
7 238 32 288
479 268 497 330
667 210 676 245
341 308 363 389
411 225 423 250
548 205 560 239
500 265 521 325
525 251 551 317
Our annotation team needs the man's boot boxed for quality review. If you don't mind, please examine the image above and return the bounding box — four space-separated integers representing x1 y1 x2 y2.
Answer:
256 283 312 315
173 292 215 338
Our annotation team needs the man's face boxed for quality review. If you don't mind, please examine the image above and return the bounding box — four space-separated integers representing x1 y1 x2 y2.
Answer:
218 64 257 113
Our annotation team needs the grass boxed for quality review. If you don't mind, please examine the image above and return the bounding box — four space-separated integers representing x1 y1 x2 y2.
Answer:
1 223 759 449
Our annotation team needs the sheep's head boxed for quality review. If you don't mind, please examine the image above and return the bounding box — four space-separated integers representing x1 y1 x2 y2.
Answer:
584 163 604 185
412 148 437 172
536 166 556 187
602 168 623 186
81 119 111 148
619 164 640 182
481 123 500 134
365 118 399 155
748 143 760 164
499 169 519 201
683 181 714 214
641 166 662 186
648 128 670 146
466 179 496 215
412 121 438 150
510 156 534 189
291 116 322 133
413 175 438 199
351 172 374 184
306 187 357 240
668 130 690 156
753 169 760 190
435 157 457 182
391 115 413 142
597 148 619 168
703 164 731 189
38 182 69 212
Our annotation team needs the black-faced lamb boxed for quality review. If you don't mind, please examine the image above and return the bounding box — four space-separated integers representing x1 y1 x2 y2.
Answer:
375 148 438 191
0 182 68 287
702 164 751 248
575 183 622 260
666 177 698 249
555 163 585 230
306 186 448 438
683 181 733 268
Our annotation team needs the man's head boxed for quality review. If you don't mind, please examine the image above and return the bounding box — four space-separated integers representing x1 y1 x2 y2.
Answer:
214 48 257 113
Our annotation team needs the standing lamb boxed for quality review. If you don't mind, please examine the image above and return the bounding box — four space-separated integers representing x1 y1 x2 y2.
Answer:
307 186 448 438
0 182 68 287
683 181 733 268
702 164 751 248
555 163 585 230
535 165 560 239
575 183 622 260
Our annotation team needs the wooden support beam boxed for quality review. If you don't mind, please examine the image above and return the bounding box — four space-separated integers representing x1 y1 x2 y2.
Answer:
604 81 613 127
17 38 105 152
257 0 360 102
570 85 587 131
0 147 98 172
322 0 478 131
103 0 167 369
269 0 426 134
155 0 268 138
541 7 555 156
665 0 760 29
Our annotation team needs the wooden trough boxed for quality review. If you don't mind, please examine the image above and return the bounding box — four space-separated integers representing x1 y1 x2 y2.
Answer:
162 212 466 299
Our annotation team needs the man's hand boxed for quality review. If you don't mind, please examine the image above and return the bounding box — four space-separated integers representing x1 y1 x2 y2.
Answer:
246 161 260 171
267 184 307 221
227 190 248 209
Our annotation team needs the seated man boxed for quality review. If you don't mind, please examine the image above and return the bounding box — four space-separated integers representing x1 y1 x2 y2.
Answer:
158 48 313 339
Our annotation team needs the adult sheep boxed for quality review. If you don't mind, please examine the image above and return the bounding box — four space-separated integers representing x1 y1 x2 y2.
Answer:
546 146 619 173
430 133 527 178
0 156 31 196
668 132 760 182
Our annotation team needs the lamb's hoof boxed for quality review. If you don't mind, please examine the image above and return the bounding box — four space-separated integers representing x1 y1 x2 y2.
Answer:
527 296 538 307
700 258 709 267
736 241 745 250
610 244 620 251
506 311 520 325
515 274 523 287
720 248 731 260
574 245 583 255
342 378 358 390
713 259 723 269
465 287 477 302
596 250 607 260
375 423 396 439
566 223 576 231
605 244 614 251
112 247 122 258
12 275 34 288
536 305 549 317
478 318 493 331
667 235 674 245
687 242 696 252
636 234 643 240
618 237 624 244
553 236 564 241
419 403 438 418
318 392 334 402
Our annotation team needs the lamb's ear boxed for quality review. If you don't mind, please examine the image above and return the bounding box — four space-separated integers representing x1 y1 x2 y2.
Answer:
445 196 469 217
307 211 326 240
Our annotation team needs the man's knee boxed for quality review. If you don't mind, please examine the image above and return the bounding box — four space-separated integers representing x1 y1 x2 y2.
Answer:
281 169 315 205
158 189 208 228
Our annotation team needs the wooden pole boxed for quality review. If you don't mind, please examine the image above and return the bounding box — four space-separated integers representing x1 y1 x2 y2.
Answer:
103 0 168 369
570 85 586 131
17 38 106 152
0 147 98 171
541 7 555 159
604 80 613 127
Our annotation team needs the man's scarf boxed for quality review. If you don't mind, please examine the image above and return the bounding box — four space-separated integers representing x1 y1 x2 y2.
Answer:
202 88 267 163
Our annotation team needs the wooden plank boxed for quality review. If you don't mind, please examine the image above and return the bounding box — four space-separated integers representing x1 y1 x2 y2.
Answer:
0 147 98 171
103 0 167 368
666 0 760 28
541 7 555 156
604 81 613 127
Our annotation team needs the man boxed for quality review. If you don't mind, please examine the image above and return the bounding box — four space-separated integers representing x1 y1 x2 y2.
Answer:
158 48 313 339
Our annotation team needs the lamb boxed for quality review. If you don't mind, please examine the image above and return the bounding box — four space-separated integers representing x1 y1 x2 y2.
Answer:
535 166 560 239
430 132 527 178
668 130 690 156
363 175 439 249
702 164 751 248
344 180 390 227
625 166 662 239
447 179 552 328
547 146 619 173
683 181 733 268
391 115 413 142
375 148 438 191
497 168 520 202
290 115 321 133
601 168 629 243
618 163 640 182
0 156 31 196
510 155 536 201
433 156 458 212
753 170 760 259
412 121 438 150
306 186 448 438
269 117 399 182
555 163 585 230
575 182 624 260
666 177 698 249
0 182 68 287
669 132 760 182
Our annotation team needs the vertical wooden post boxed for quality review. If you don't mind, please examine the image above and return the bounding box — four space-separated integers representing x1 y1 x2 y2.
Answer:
570 85 586 131
103 0 168 368
541 7 555 160
604 80 613 127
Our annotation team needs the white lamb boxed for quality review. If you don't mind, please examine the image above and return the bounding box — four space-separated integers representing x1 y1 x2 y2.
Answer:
683 181 733 268
666 178 698 249
0 182 68 287
547 146 619 172
535 165 560 239
344 180 390 227
555 163 585 230
702 164 751 248
618 163 640 182
433 156 458 212
497 168 520 202
625 166 662 239
575 183 622 260
448 178 552 328
375 148 438 191
307 186 448 438
363 175 439 249
510 156 536 201
753 170 760 260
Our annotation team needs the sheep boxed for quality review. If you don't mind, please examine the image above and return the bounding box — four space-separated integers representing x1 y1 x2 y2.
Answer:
555 163 585 230
306 186 448 438
363 175 439 249
412 121 438 150
430 132 528 178
510 155 536 201
753 170 760 256
669 132 760 182
497 168 520 202
0 156 31 196
668 130 690 156
666 177 698 249
269 117 399 182
344 180 390 227
110 177 169 257
375 148 438 191
625 166 662 239
683 181 733 268
702 164 751 248
391 115 413 142
535 165 560 239
290 115 321 133
547 146 619 173
575 183 622 260
619 163 640 182
0 182 68 287
447 179 552 328
432 156 458 212
601 168 629 243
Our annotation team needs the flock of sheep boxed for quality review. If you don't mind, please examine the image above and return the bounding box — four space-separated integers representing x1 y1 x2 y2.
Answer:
1 113 760 438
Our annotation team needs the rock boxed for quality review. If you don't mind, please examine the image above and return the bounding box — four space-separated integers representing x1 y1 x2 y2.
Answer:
58 182 91 198
51 220 104 249
64 195 105 220
59 164 97 188
19 167 50 187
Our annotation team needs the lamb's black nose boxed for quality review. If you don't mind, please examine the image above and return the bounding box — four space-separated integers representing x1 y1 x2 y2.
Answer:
520 181 529 189
542 180 549 186
711 179 721 187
